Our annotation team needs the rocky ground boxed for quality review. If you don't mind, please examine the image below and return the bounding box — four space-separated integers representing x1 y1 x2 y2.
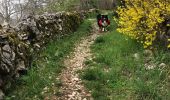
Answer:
56 21 100 100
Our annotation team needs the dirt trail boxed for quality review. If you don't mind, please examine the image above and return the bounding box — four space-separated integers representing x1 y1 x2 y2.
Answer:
57 21 100 100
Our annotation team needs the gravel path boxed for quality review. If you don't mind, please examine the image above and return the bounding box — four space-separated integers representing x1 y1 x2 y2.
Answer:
57 22 100 100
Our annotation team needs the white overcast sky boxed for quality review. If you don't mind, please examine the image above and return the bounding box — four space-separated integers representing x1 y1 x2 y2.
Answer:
0 0 26 4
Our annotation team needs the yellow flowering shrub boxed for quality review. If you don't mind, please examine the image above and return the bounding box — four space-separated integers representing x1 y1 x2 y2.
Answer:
116 0 170 48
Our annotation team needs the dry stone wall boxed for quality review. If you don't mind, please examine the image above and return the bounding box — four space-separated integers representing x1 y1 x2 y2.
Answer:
0 9 96 97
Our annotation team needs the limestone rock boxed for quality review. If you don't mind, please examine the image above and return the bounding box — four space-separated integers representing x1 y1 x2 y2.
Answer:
159 63 166 68
133 53 140 60
144 49 153 57
0 10 96 96
0 90 4 100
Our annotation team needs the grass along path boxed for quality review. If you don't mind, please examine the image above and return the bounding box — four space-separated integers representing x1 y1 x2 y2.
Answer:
5 19 93 100
81 20 170 99
57 20 100 100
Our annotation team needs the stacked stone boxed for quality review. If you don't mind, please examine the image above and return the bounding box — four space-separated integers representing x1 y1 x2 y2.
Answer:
0 24 31 99
0 10 94 98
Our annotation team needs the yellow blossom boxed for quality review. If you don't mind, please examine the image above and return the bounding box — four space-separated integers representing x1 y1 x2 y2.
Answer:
115 0 170 48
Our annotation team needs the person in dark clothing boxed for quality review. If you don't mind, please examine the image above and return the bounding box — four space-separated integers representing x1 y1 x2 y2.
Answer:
97 14 110 32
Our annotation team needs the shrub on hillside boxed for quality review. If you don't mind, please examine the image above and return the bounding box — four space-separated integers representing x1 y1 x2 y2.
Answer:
115 0 170 48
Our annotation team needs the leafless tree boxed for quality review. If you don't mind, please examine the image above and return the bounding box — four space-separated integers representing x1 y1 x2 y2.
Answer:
0 0 29 24
0 0 49 24
79 0 114 10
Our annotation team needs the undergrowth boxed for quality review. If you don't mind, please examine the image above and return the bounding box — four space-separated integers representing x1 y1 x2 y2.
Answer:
5 20 92 100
